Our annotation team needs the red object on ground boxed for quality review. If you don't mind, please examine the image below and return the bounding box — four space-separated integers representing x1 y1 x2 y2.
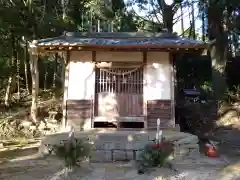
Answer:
205 143 218 157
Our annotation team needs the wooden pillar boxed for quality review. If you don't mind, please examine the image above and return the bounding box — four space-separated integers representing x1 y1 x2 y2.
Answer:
91 51 96 128
143 51 147 129
169 52 176 128
62 51 70 128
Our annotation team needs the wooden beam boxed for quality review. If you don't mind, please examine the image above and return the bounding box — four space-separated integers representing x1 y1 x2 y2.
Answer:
42 47 203 52
62 51 70 128
37 46 204 58
92 51 96 62
91 51 96 128
169 52 176 128
143 51 147 64
143 51 148 129
37 44 206 53
95 62 143 68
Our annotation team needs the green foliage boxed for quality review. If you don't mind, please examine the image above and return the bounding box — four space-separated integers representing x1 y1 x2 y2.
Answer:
51 138 92 169
137 141 174 174
176 54 212 91
224 85 240 103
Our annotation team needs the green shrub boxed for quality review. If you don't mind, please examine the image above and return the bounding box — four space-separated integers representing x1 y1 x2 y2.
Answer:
224 85 240 103
137 141 174 174
51 138 92 169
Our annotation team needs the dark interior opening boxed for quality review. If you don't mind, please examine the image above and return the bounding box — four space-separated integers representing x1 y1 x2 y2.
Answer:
93 121 144 128
119 122 144 128
94 122 117 128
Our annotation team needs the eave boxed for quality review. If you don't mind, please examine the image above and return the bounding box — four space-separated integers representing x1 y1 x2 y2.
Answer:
29 31 207 54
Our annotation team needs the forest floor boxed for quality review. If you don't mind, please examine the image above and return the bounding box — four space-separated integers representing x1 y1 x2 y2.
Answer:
0 151 240 180
0 91 62 148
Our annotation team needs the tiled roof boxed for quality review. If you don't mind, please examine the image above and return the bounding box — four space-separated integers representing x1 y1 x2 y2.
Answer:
33 32 206 48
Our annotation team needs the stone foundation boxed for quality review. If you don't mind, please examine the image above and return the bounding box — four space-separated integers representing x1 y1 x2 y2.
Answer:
39 130 200 162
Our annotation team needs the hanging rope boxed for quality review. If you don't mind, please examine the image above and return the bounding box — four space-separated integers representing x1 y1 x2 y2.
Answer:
96 64 144 76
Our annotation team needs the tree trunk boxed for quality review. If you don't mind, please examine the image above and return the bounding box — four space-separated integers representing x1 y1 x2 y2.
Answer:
162 5 174 32
97 19 101 32
208 3 228 99
24 40 30 94
191 1 196 39
202 2 206 41
5 75 13 107
61 57 66 89
61 0 68 21
180 2 184 35
53 53 58 98
4 34 17 107
44 63 48 90
30 54 39 123
16 52 20 100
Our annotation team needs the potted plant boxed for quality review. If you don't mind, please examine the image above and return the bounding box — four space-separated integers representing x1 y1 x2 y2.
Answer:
50 137 92 170
137 140 174 174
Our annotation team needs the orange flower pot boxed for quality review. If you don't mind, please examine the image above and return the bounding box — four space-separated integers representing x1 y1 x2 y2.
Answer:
205 144 218 158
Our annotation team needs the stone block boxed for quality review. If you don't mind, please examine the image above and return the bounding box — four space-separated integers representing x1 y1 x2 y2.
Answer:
189 148 200 157
125 143 134 150
91 150 112 162
133 142 145 149
113 150 133 161
38 143 51 156
163 131 189 142
173 143 200 159
174 135 198 145
94 141 116 150
114 141 127 149
179 143 199 149
135 150 144 161
174 148 190 160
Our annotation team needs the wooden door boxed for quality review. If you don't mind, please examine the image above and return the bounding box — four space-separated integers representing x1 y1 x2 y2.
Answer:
94 66 143 118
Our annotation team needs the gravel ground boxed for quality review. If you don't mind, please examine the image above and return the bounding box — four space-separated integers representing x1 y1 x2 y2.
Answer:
0 154 240 180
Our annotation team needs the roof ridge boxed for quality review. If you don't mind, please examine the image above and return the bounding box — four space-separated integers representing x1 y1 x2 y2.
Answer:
63 31 179 39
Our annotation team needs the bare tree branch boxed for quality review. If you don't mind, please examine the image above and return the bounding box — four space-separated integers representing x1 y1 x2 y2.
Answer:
173 8 190 24
130 6 155 23
149 0 162 23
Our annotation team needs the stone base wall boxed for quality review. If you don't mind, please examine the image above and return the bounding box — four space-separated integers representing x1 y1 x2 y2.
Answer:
39 131 200 162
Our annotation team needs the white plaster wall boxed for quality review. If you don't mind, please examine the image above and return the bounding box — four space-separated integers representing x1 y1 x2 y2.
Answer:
67 51 171 100
96 52 142 62
144 52 171 100
67 51 95 100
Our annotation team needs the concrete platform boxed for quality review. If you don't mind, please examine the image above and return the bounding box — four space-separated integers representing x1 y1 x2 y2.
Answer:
39 129 200 162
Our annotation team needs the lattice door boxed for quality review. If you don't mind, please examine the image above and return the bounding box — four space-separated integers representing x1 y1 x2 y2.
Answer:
94 66 143 117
